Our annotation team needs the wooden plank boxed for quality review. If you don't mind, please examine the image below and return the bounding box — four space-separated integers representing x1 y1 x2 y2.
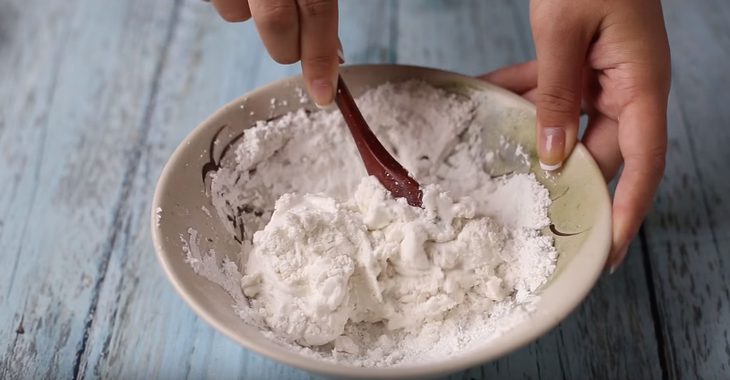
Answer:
0 0 177 378
0 0 690 378
76 1 392 379
640 0 730 378
396 0 534 75
339 0 397 64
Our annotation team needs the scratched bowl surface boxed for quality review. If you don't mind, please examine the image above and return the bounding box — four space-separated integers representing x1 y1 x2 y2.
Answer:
151 65 611 379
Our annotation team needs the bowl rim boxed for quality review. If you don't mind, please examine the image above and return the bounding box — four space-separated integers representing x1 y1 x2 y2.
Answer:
151 64 612 379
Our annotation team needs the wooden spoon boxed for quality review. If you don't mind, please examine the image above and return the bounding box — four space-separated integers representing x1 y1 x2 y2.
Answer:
334 75 423 207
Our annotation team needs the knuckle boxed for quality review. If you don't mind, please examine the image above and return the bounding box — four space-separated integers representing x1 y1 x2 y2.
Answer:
538 85 580 117
303 53 336 70
256 2 297 32
531 3 574 36
298 0 334 17
626 146 667 175
619 71 671 105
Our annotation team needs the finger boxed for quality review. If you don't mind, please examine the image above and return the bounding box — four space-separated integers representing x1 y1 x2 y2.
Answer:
530 2 598 171
582 113 622 181
211 0 252 22
522 88 538 104
608 98 667 271
296 0 339 107
249 0 300 64
480 60 537 94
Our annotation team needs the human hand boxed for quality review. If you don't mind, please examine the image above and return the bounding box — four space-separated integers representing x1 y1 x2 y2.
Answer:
210 0 341 107
481 0 671 271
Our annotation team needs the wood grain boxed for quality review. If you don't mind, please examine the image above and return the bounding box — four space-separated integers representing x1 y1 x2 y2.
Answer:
396 0 533 75
74 1 388 379
0 0 177 378
393 2 662 379
639 0 730 378
1 0 729 378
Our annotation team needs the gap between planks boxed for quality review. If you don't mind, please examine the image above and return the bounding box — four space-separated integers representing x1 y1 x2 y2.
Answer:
641 226 673 380
70 1 184 378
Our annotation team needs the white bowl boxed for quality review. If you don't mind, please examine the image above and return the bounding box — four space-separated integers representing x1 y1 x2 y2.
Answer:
151 65 611 379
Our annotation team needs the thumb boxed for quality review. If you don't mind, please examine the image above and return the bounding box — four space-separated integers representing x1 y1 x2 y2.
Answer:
530 2 596 170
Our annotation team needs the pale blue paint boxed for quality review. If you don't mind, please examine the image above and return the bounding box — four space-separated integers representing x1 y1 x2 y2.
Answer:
1 0 728 379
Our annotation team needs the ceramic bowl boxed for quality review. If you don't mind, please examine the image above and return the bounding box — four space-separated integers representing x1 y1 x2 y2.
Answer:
151 65 611 379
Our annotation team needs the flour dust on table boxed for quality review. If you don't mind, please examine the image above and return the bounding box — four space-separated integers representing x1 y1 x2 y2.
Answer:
182 81 557 367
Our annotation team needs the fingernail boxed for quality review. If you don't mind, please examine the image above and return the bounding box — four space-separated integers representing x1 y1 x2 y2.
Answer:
337 39 345 64
539 127 565 171
315 101 337 110
540 161 562 171
338 49 345 65
608 245 629 274
311 77 336 108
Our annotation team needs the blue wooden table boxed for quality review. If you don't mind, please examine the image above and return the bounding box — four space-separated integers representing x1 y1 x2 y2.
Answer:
2 1 729 378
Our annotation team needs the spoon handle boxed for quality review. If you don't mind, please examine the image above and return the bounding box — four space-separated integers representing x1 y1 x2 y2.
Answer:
334 75 423 207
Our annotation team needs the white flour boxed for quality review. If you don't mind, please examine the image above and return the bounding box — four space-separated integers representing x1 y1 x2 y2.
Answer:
189 81 557 367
